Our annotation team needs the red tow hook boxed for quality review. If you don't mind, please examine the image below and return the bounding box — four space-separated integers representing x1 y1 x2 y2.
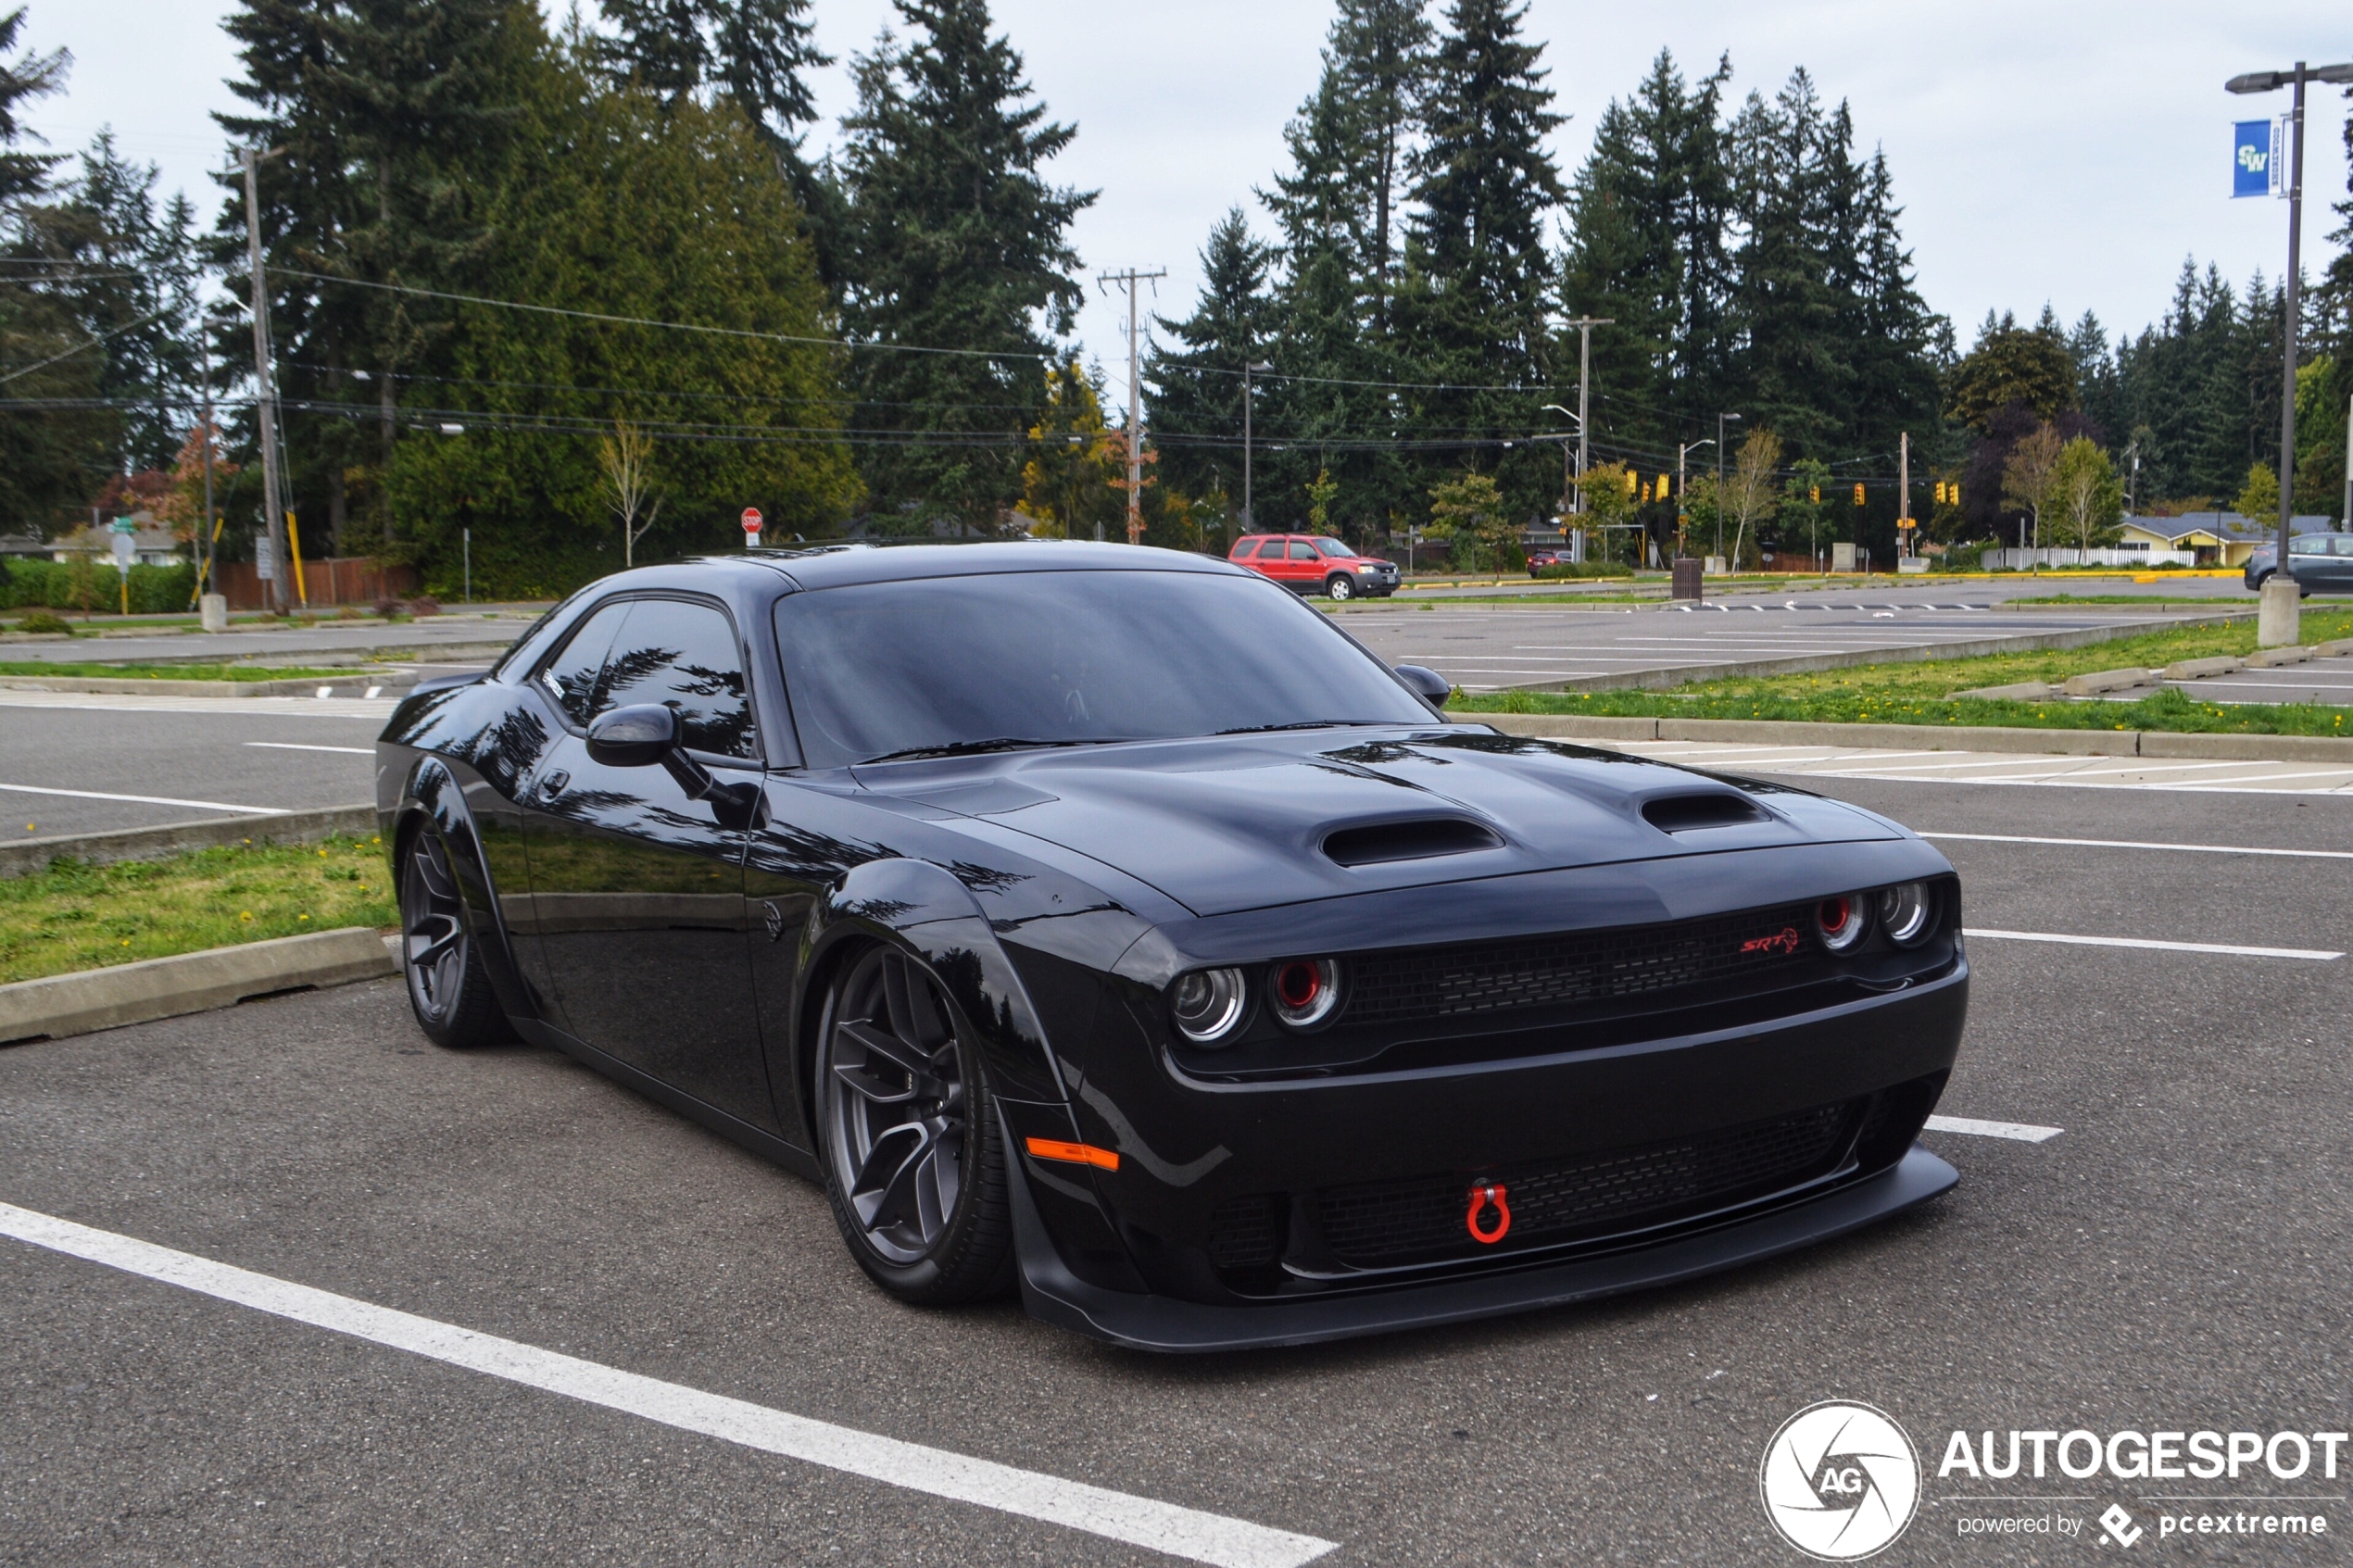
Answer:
1466 1182 1511 1245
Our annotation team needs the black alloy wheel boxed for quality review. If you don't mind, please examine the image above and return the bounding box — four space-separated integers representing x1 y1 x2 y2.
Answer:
397 826 507 1048
816 946 1013 1303
1327 572 1355 601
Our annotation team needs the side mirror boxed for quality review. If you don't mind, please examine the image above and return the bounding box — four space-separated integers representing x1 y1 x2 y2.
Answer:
1392 664 1453 705
585 703 679 767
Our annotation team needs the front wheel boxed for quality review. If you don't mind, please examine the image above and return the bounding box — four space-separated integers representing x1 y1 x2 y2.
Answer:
815 946 1014 1305
397 826 508 1048
1326 573 1355 600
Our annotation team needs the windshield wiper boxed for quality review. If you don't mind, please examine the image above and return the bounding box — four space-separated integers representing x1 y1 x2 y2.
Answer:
1213 720 1394 736
862 736 1113 764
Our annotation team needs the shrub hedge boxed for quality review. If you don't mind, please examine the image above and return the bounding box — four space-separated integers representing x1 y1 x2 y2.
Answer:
1530 561 1635 580
0 558 196 614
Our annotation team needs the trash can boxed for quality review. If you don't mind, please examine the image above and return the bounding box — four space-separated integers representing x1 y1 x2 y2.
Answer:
1671 558 1703 601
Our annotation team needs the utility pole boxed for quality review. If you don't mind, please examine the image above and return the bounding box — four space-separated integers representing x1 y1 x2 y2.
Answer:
240 146 289 612
1242 358 1272 531
200 336 215 596
1098 268 1165 545
1676 438 1715 560
1715 412 1743 562
2344 393 2351 527
1898 431 1911 560
1563 317 1612 513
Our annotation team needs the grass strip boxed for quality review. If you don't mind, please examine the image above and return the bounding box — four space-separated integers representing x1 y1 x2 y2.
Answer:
1449 608 2353 737
0 833 396 985
0 660 366 682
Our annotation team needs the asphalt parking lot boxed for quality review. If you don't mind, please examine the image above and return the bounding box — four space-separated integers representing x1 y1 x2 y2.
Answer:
0 693 383 836
1340 601 2232 692
3 770 2347 1564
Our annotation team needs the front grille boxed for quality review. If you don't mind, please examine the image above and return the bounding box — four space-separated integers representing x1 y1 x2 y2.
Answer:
1313 1100 1859 1269
1340 904 1824 1029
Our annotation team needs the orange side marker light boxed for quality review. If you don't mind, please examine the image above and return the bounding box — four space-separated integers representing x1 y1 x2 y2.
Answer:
1025 1136 1120 1172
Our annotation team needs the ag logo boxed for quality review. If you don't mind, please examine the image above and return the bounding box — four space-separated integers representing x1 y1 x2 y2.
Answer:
1759 1400 1921 1561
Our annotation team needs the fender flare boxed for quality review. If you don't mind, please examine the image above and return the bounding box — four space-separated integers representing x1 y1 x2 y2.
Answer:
396 757 535 1022
794 857 1070 1123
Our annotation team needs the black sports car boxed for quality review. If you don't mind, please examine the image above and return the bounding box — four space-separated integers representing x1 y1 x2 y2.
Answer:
377 541 1966 1351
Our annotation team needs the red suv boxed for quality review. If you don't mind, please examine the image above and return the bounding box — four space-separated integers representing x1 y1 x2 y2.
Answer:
1229 533 1402 600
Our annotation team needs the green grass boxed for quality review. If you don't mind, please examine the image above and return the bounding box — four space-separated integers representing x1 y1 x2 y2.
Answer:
2000 593 2271 607
0 834 396 985
0 660 366 681
1448 608 2353 737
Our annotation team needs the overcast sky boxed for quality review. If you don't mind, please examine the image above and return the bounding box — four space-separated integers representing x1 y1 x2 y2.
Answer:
25 0 2352 405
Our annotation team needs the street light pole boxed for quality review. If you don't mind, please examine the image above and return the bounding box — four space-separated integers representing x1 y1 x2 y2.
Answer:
2229 58 2353 644
1241 359 1273 532
1677 438 1715 559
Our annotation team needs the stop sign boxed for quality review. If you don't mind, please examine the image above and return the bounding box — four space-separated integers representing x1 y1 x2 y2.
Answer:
741 507 763 534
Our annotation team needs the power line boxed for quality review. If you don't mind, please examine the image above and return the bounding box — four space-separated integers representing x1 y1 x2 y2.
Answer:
262 267 1049 362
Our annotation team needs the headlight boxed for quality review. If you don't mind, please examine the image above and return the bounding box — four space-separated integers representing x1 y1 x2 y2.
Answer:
1877 882 1933 946
1169 967 1246 1045
1269 958 1341 1029
1816 894 1868 952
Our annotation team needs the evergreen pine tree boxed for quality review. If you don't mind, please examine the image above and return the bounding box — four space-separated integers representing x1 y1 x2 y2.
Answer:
1146 208 1275 505
835 0 1094 533
1394 0 1564 526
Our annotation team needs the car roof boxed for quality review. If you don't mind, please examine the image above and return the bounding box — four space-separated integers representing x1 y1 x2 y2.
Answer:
693 538 1244 591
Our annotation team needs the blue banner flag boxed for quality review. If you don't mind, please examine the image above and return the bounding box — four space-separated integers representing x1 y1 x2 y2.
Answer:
2233 119 2273 197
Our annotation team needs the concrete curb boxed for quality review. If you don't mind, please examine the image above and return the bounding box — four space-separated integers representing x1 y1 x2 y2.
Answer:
0 804 380 880
0 926 397 1045
1471 609 2250 693
1463 711 2353 764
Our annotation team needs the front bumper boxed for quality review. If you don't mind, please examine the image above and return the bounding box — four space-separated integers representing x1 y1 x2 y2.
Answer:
1008 1136 1957 1352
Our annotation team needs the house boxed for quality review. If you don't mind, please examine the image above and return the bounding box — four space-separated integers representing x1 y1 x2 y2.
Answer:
2095 513 2333 568
49 511 186 568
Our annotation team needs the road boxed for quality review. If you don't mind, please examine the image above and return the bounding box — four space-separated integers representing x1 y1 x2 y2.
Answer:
3 768 2347 1563
0 609 541 667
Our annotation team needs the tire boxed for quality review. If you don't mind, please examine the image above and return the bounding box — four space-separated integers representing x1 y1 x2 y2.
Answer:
1326 573 1355 600
396 824 509 1048
814 946 1014 1305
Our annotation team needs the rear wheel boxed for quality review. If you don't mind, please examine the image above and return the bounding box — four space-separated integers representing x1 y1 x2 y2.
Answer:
397 826 508 1048
815 946 1013 1304
1326 572 1355 601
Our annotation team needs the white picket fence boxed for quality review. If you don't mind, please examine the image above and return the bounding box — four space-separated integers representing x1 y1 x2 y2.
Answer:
1980 547 2198 570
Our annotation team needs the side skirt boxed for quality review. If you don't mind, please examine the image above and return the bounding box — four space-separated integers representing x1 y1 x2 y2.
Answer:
512 1017 821 1183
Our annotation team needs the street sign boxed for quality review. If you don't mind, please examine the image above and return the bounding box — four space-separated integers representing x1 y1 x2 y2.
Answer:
109 517 136 573
254 533 275 582
741 507 762 547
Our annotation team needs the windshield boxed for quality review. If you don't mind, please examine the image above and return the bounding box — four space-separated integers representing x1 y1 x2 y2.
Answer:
774 570 1431 768
1315 537 1357 558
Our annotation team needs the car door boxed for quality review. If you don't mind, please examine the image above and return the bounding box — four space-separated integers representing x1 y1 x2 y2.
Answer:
522 595 775 1131
1280 537 1320 591
2287 534 2329 591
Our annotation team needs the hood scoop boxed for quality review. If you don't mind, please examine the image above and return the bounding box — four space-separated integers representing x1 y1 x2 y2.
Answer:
1642 791 1769 834
1323 817 1504 867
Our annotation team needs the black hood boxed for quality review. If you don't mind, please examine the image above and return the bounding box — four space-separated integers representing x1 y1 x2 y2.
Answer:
853 726 1903 917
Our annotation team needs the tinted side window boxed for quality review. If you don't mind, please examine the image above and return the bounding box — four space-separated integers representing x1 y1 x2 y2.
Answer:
536 600 633 728
1231 539 1261 558
1288 541 1316 560
596 599 759 759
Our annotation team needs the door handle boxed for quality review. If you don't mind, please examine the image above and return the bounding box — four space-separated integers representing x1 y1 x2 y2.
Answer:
538 769 571 798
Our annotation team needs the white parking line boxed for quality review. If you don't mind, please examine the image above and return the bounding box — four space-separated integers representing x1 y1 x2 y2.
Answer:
1922 1115 2065 1143
0 1201 1336 1568
1921 832 2353 860
0 781 285 816
1964 928 2342 960
245 742 375 756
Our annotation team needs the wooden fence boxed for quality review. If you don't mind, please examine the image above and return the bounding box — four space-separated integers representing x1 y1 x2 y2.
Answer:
207 557 421 611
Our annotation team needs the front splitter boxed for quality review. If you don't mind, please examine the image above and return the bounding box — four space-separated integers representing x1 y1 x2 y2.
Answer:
1008 1145 1958 1353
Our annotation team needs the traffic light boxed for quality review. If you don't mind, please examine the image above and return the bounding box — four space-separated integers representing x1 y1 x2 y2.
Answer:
1809 484 1819 505
1934 481 1948 506
1852 483 1866 507
1655 474 1669 501
1951 483 1961 508
1623 470 1638 497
